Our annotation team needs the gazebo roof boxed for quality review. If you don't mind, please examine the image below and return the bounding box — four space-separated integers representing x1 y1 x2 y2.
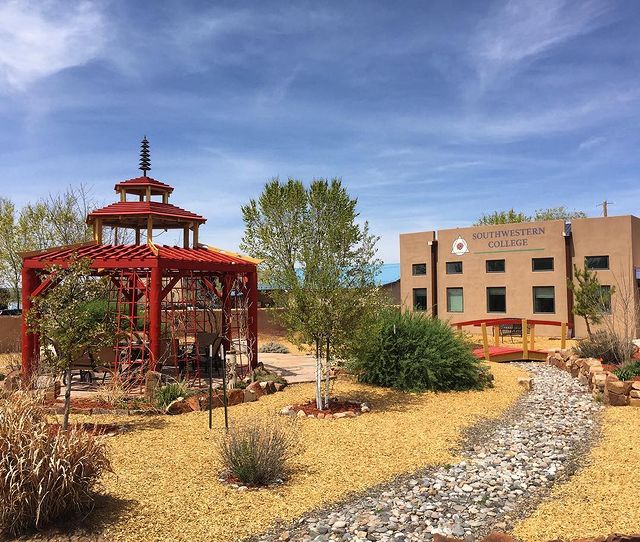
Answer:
21 242 258 272
86 201 206 228
114 176 174 196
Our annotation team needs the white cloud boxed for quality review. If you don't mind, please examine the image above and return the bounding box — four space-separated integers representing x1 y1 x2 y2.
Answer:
578 136 606 151
472 0 610 88
0 1 106 90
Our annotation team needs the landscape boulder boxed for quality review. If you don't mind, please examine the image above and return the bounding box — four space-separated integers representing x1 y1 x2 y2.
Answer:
246 381 266 398
606 380 633 396
243 389 257 402
166 397 194 415
227 388 245 406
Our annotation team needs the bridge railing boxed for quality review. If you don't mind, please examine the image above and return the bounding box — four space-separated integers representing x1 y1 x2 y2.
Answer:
453 317 570 361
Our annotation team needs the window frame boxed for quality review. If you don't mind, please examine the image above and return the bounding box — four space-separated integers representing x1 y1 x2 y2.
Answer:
585 255 609 270
533 286 556 314
413 288 428 312
532 257 554 272
486 287 507 313
599 285 612 314
446 287 464 313
486 259 506 273
446 261 463 274
412 263 427 276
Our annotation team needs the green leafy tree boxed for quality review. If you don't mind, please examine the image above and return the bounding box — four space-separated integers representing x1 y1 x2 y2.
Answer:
474 209 529 225
533 206 586 221
475 206 587 225
0 187 93 309
568 263 614 337
27 257 114 429
0 288 10 310
241 177 381 409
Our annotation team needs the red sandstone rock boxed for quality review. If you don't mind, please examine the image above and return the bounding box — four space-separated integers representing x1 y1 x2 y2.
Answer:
185 395 201 411
246 381 266 398
166 397 194 415
606 380 632 395
227 388 245 406
607 392 630 406
481 532 515 542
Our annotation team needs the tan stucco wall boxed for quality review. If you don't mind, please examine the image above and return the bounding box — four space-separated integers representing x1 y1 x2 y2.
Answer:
570 216 637 338
400 215 640 340
436 220 568 336
399 231 435 312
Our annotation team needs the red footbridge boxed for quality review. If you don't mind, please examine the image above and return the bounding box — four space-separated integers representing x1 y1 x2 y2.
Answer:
454 318 570 362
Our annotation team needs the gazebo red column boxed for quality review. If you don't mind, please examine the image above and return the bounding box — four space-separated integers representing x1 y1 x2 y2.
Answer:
148 266 162 370
21 267 38 377
247 270 259 369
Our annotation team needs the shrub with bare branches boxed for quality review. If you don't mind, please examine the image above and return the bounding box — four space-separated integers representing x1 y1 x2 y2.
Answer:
0 392 111 536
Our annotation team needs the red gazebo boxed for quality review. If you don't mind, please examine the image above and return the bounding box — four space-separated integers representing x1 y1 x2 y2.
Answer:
21 138 259 383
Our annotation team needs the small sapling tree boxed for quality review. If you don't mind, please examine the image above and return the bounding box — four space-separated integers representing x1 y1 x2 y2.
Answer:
27 257 114 429
241 177 381 409
568 262 614 337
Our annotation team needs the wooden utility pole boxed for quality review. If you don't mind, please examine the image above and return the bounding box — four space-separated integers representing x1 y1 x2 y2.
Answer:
598 200 614 217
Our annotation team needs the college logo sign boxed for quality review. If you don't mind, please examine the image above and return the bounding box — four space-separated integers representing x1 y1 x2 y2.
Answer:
451 236 469 256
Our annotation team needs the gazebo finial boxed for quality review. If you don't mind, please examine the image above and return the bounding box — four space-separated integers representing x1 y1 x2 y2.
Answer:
139 136 151 177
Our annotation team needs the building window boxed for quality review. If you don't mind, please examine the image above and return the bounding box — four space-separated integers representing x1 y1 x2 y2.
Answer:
412 263 427 276
486 259 505 273
585 255 609 270
447 288 463 313
533 286 555 313
532 257 554 271
599 285 612 313
487 287 506 313
413 288 427 311
446 261 463 274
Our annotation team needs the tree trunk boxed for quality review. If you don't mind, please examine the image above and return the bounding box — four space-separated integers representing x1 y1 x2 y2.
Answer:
315 339 322 410
63 366 72 430
324 337 330 409
585 317 592 338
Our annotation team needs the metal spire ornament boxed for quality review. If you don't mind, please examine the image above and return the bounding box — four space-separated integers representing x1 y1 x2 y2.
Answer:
139 136 151 176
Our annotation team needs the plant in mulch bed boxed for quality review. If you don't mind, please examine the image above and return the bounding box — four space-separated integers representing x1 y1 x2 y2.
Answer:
251 367 288 387
574 330 636 365
0 391 111 537
347 308 493 392
154 380 191 408
218 418 300 487
95 375 135 408
614 360 640 381
258 341 290 354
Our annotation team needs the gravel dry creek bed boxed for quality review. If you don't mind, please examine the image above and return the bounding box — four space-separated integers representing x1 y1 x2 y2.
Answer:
253 363 603 542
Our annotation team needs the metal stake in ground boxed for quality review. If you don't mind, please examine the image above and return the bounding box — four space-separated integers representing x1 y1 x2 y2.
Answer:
208 344 213 430
221 344 229 432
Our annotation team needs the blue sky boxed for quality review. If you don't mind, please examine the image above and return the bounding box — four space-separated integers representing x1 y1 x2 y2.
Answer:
1 0 639 262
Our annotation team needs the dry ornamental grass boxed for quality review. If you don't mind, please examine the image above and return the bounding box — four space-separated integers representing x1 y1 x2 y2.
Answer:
0 392 112 537
63 363 528 542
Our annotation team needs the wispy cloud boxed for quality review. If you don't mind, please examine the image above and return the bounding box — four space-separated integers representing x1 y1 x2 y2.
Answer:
0 1 106 91
578 135 606 151
472 0 611 89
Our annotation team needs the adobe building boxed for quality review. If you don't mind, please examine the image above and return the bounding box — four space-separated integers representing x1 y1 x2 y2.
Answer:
400 215 640 338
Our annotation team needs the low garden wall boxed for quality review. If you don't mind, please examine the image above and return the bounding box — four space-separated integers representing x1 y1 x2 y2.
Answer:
547 350 640 407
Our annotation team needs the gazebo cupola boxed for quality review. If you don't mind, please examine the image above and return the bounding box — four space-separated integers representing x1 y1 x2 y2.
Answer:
87 137 206 247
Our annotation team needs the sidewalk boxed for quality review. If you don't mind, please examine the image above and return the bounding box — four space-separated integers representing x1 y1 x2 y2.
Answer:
259 352 317 383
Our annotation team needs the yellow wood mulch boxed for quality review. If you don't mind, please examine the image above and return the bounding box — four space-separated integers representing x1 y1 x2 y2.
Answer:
513 406 640 541
74 364 526 542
